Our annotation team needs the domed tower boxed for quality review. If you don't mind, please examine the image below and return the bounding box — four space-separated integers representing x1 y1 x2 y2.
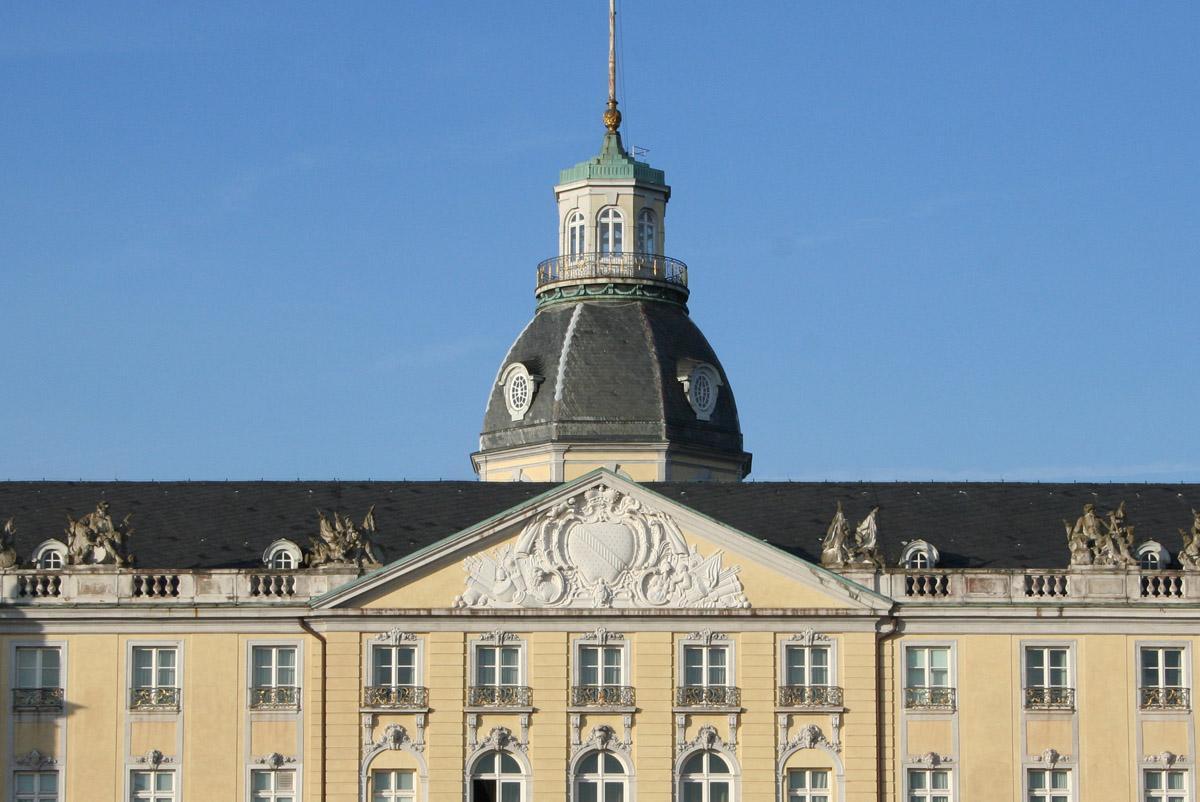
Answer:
471 4 751 483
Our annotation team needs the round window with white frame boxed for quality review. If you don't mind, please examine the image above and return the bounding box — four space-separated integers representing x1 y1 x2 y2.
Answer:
901 540 939 570
574 751 627 802
679 750 733 802
500 363 541 422
680 363 722 422
1137 541 1170 571
32 539 68 570
262 539 303 570
470 751 525 802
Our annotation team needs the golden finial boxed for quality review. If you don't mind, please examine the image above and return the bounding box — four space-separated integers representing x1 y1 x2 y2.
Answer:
604 0 622 133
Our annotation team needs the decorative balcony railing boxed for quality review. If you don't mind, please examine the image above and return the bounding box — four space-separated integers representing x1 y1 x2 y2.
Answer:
904 686 956 711
249 685 299 711
570 685 636 708
1024 686 1074 710
777 685 844 708
12 687 64 712
1140 686 1190 711
467 685 532 708
536 252 688 289
363 685 429 709
676 685 741 708
130 686 181 712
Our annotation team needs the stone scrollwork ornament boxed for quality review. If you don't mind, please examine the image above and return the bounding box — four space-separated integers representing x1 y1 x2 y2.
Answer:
1178 510 1200 570
0 517 16 569
455 485 748 609
305 506 382 568
65 500 134 566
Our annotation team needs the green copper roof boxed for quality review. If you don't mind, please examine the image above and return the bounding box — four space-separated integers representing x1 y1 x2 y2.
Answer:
558 131 666 186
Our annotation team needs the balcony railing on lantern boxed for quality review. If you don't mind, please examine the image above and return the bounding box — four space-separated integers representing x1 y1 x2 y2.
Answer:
1024 686 1075 711
249 685 300 711
904 686 957 711
129 686 181 712
12 687 64 712
467 685 532 708
676 685 742 708
570 685 636 708
536 252 688 289
777 684 844 708
363 685 429 710
1140 686 1191 711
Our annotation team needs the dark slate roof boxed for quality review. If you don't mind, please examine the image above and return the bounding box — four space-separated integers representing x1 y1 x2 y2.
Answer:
479 300 747 459
0 481 1197 570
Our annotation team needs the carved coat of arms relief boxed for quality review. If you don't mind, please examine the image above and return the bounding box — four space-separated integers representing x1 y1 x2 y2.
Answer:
455 486 749 609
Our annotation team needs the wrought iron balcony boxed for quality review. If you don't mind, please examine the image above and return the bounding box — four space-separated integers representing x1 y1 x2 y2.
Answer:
904 686 956 711
130 686 181 712
536 252 688 289
363 685 429 709
1140 686 1190 711
676 685 741 708
777 685 844 708
1024 686 1074 710
467 685 532 708
571 685 636 708
12 687 64 712
249 685 299 711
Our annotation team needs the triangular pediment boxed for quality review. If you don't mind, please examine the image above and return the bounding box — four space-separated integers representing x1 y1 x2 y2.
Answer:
312 470 890 612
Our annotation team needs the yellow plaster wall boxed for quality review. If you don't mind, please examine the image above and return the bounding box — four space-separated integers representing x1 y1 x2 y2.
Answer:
183 633 240 801
1142 718 1190 756
1026 717 1074 756
959 636 1015 801
130 720 177 756
426 631 466 799
632 631 673 802
65 635 120 801
1078 636 1134 801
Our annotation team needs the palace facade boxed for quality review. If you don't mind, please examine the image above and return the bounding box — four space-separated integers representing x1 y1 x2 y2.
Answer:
2 17 1198 802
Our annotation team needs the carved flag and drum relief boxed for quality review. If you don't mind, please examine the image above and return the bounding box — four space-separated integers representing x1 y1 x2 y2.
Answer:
455 486 749 609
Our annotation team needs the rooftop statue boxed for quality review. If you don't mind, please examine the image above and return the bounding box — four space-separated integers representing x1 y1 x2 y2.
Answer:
850 507 885 568
1179 510 1200 570
1066 518 1092 566
306 506 381 568
1098 501 1137 567
820 502 851 568
0 518 16 569
65 500 133 566
1068 501 1136 567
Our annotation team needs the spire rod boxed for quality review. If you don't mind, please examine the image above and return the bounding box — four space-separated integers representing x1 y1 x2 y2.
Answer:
603 0 622 133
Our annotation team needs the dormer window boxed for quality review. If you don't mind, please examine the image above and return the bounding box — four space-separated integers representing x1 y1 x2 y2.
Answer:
567 211 585 256
32 540 68 571
598 207 623 255
636 208 656 254
901 540 940 570
1138 541 1170 570
263 540 303 570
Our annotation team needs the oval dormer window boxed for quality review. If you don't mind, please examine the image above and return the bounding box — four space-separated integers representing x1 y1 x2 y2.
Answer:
500 363 540 422
680 363 722 421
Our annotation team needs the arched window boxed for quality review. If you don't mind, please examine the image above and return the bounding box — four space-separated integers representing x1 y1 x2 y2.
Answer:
680 750 732 802
270 549 295 570
636 208 656 254
906 551 929 570
32 540 68 570
900 540 939 570
574 751 627 802
1137 541 1170 571
470 751 525 802
597 207 623 255
263 539 302 570
39 549 64 570
567 211 586 257
1141 551 1160 570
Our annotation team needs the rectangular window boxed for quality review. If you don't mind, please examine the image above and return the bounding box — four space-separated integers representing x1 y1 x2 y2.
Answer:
907 768 951 802
372 645 417 687
1024 646 1073 709
1144 769 1187 802
133 647 177 690
785 645 831 686
683 645 728 687
476 646 521 686
130 770 174 802
905 646 954 709
15 647 61 689
1028 768 1070 802
786 769 830 802
250 645 299 710
372 769 415 802
252 769 296 802
1140 647 1189 709
14 771 58 802
579 645 623 686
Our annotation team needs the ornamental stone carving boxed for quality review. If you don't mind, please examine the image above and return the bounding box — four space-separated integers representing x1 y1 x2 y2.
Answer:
581 628 624 644
65 501 134 566
821 503 883 569
779 724 831 756
787 629 830 646
255 753 295 768
372 627 417 645
0 518 16 569
15 749 57 769
678 724 730 756
1068 502 1136 567
377 723 421 752
455 485 748 609
478 726 526 754
1179 510 1200 570
572 725 630 760
305 507 381 568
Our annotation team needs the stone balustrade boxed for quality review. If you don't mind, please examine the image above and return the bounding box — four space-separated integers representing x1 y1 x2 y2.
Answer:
851 568 1194 604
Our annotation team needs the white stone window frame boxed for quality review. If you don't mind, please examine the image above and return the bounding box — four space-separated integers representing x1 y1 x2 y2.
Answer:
262 540 302 570
675 744 741 802
678 363 723 422
248 766 299 802
901 641 957 714
7 641 66 802
571 634 631 689
569 748 635 802
677 634 736 690
12 770 60 802
499 363 541 423
127 767 177 802
467 634 529 708
1140 765 1191 802
635 207 657 254
1024 765 1075 802
465 747 531 802
370 769 417 802
596 205 625 255
30 539 68 570
1021 639 1076 705
246 639 304 718
1137 640 1192 712
126 639 184 716
904 766 955 802
783 768 834 802
777 635 838 692
362 632 425 697
900 540 940 570
1138 541 1172 570
565 209 587 257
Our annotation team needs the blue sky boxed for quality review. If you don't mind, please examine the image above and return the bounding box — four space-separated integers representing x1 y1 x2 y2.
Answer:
0 1 1197 482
